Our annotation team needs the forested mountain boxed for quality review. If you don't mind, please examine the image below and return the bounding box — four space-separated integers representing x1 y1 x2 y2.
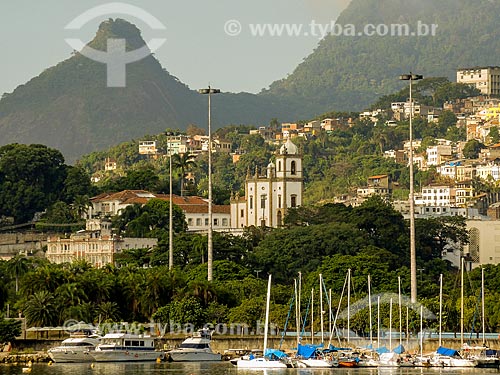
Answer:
2 0 500 162
262 0 500 116
0 19 288 163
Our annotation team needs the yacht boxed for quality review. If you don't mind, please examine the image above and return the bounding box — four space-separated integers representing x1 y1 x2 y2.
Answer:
48 335 100 363
168 329 221 362
89 333 164 362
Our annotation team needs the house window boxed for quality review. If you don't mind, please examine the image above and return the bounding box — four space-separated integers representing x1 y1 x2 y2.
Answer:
278 161 282 172
261 194 267 209
240 209 244 218
196 218 202 226
249 195 253 209
291 161 296 175
291 195 297 208
187 218 193 226
214 218 219 226
222 218 228 226
205 218 209 226
278 195 282 208
260 219 266 227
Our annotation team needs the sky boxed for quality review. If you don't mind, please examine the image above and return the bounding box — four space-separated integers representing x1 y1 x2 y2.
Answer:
0 0 352 96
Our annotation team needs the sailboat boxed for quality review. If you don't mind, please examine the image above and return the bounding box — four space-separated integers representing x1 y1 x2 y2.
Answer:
462 268 499 368
295 274 336 368
235 274 288 369
430 261 477 367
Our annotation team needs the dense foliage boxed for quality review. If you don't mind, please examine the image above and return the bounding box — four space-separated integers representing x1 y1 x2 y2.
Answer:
1 196 496 337
263 0 500 115
0 144 93 224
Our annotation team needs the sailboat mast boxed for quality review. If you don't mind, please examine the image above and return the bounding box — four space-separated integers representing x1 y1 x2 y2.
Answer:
311 288 314 345
368 274 373 345
482 267 485 345
377 295 380 349
389 297 393 351
263 274 272 355
398 276 402 348
439 273 442 347
295 279 300 348
347 268 351 344
461 257 464 348
420 305 423 358
329 288 332 344
320 274 324 344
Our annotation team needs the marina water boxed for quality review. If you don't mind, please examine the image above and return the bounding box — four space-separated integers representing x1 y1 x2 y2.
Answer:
1 362 500 375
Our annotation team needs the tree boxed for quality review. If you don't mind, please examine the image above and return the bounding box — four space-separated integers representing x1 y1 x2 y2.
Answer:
171 153 197 196
23 290 58 327
0 144 67 223
63 166 93 203
0 318 21 344
489 126 500 144
462 139 485 159
6 255 29 294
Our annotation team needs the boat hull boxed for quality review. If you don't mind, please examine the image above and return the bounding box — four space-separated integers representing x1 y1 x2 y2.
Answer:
298 358 335 368
90 350 164 362
48 349 93 363
168 350 221 362
236 358 288 368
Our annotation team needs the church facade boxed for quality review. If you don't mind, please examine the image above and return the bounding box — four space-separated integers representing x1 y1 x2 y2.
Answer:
231 139 303 228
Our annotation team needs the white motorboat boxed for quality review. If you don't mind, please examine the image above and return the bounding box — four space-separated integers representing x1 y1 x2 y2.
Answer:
234 275 288 369
48 335 100 363
89 333 164 362
431 347 477 367
168 329 221 362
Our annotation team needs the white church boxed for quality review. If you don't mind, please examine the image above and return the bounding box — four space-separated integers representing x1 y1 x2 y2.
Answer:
230 138 303 228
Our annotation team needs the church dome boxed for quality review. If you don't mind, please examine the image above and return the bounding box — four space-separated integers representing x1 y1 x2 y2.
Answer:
280 138 298 155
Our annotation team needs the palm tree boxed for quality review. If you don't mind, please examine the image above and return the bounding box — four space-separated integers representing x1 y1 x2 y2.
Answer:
6 255 29 293
72 195 92 220
23 290 57 327
97 301 120 322
171 153 197 196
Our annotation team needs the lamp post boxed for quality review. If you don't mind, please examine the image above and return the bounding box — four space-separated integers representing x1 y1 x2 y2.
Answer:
166 131 174 271
198 86 220 282
399 72 423 304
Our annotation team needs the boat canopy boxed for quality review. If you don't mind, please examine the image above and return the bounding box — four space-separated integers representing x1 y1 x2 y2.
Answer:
375 346 390 354
393 344 405 354
436 346 459 356
297 344 317 359
264 349 288 359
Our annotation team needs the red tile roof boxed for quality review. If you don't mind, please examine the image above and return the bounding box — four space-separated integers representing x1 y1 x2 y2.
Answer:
91 190 229 214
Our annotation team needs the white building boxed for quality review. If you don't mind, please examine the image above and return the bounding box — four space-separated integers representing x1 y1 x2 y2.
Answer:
139 141 158 155
46 219 157 268
415 185 456 207
476 162 500 182
231 139 303 228
457 66 500 96
88 190 231 232
427 145 452 166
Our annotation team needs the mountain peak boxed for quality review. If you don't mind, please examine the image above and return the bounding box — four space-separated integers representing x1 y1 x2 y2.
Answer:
89 18 146 51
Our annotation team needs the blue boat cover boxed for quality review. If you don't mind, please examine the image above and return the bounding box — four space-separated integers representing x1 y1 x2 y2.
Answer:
375 346 390 354
436 346 458 356
393 344 405 354
328 344 352 352
486 350 497 356
297 344 325 358
264 349 288 359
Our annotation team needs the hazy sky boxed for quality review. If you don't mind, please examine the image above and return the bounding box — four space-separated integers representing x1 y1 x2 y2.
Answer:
0 0 351 96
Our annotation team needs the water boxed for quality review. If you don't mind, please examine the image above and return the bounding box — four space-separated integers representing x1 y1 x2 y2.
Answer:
0 362 499 375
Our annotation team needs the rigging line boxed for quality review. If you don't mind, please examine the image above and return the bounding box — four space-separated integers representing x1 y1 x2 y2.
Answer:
279 294 295 350
329 270 348 346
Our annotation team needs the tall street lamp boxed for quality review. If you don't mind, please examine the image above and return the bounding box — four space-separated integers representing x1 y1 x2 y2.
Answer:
399 72 423 304
165 131 175 271
198 86 220 282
